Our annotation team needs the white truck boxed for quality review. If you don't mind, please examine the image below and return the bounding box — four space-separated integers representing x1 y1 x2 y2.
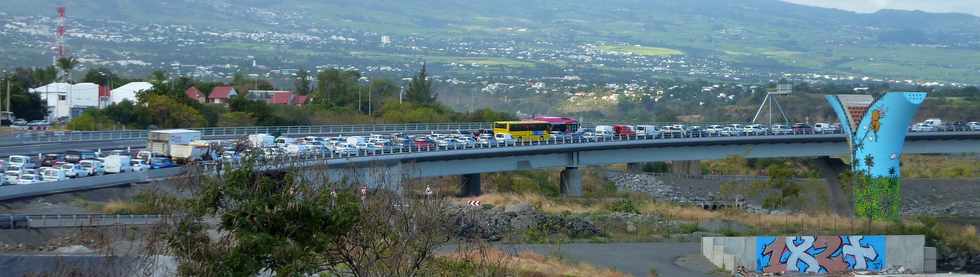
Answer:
149 129 202 157
170 141 217 164
102 155 132 174
248 134 276 148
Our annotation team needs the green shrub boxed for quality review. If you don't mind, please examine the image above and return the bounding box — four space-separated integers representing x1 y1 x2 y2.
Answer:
608 199 640 214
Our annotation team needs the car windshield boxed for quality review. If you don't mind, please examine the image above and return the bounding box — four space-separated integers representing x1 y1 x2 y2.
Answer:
5 172 17 176
61 164 74 169
19 175 33 180
10 157 24 163
80 162 93 167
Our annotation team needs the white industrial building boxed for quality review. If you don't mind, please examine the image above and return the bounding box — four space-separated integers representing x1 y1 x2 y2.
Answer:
110 82 154 104
29 82 103 120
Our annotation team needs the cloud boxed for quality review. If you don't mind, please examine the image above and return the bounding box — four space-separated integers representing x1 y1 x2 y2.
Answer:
783 0 980 16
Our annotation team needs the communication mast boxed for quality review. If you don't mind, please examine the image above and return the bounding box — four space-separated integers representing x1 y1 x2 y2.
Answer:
751 83 792 126
53 6 68 65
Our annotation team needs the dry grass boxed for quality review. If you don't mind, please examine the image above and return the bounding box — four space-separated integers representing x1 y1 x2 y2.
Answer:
468 193 903 235
101 200 153 214
441 247 631 277
462 193 603 214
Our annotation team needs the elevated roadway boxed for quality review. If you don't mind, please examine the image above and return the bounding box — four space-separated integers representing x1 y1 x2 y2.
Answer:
2 131 976 201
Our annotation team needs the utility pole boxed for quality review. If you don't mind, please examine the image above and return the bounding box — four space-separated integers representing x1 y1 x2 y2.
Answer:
368 81 373 117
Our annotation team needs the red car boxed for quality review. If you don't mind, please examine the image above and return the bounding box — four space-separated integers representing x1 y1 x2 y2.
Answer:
613 125 636 136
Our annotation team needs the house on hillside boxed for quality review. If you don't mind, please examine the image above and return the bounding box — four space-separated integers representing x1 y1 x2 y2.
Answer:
267 91 309 106
185 87 206 103
208 86 238 104
110 82 154 105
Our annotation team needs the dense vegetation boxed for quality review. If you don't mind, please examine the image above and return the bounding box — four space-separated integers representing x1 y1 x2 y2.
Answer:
61 65 513 130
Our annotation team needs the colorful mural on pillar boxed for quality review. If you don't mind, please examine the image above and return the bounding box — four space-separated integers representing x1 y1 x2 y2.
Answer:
757 236 886 273
825 92 927 219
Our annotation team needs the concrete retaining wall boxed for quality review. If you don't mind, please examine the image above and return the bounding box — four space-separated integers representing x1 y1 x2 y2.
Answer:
702 235 933 274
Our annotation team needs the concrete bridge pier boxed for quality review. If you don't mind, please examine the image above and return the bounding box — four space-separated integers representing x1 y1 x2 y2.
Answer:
459 173 481 197
560 167 583 197
670 160 702 176
626 162 644 173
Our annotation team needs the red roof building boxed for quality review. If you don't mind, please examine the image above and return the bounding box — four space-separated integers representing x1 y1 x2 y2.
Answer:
293 95 308 106
185 87 206 103
270 92 294 105
208 86 238 104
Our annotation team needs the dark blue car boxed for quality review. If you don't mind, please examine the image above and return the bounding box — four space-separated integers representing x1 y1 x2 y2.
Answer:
149 157 175 169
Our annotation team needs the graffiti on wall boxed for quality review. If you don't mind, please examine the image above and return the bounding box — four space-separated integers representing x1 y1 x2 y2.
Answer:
757 236 886 273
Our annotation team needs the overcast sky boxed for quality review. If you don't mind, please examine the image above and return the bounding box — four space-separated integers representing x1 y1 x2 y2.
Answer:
783 0 980 16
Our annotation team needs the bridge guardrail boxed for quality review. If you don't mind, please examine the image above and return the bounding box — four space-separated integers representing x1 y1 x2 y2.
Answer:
21 214 172 228
0 122 495 146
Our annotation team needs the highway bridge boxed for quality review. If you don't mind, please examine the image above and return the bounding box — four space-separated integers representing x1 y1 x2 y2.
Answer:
1 130 977 201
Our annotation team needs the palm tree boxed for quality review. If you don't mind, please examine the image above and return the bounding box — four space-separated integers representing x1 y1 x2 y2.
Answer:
56 56 79 82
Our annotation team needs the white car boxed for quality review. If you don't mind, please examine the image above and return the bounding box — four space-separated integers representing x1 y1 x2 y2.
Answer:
40 167 67 182
911 123 936 132
79 160 105 176
743 124 767 135
60 163 89 178
130 159 149 172
7 155 37 169
4 171 20 184
704 125 724 136
968 122 980 131
333 143 358 155
15 173 41 185
770 124 792 135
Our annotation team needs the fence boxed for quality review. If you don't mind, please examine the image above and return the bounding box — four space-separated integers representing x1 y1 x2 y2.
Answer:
15 214 172 228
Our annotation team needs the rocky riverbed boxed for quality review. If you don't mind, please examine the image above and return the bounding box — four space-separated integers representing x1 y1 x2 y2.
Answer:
608 171 980 218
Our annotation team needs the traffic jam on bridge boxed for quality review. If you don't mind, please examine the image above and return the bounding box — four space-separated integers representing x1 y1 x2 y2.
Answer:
1 117 978 187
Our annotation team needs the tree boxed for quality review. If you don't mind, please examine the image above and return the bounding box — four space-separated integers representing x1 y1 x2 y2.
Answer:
405 63 436 104
149 70 168 87
218 112 257 127
294 69 311 96
163 163 361 276
1 73 48 120
55 56 79 82
143 94 206 128
314 69 360 108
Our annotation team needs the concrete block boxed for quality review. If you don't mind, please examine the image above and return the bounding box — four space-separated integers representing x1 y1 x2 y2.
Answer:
886 235 925 273
723 254 736 271
924 247 936 260
924 259 936 273
712 245 725 268
738 237 757 271
702 237 714 258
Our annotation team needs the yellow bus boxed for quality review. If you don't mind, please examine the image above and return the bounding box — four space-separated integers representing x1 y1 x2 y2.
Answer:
493 121 552 141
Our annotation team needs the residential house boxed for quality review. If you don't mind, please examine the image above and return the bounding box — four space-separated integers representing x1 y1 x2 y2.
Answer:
109 82 154 104
208 86 238 104
185 87 206 103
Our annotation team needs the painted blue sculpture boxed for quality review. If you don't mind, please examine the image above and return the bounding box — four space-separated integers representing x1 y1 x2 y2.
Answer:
825 92 926 219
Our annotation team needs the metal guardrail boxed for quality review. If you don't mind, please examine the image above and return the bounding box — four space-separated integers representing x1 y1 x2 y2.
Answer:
21 214 170 228
0 122 495 146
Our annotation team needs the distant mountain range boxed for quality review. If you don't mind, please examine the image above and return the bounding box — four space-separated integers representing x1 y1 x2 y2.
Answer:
3 0 980 83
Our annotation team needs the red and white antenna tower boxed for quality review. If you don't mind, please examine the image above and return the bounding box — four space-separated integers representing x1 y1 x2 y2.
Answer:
53 6 68 64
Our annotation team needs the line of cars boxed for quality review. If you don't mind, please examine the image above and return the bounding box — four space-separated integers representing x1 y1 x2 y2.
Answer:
583 122 843 139
910 118 980 132
240 131 500 160
1 149 176 186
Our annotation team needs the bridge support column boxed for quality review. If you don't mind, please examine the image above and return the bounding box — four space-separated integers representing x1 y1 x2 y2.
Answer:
670 160 702 176
459 173 481 197
560 167 582 197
